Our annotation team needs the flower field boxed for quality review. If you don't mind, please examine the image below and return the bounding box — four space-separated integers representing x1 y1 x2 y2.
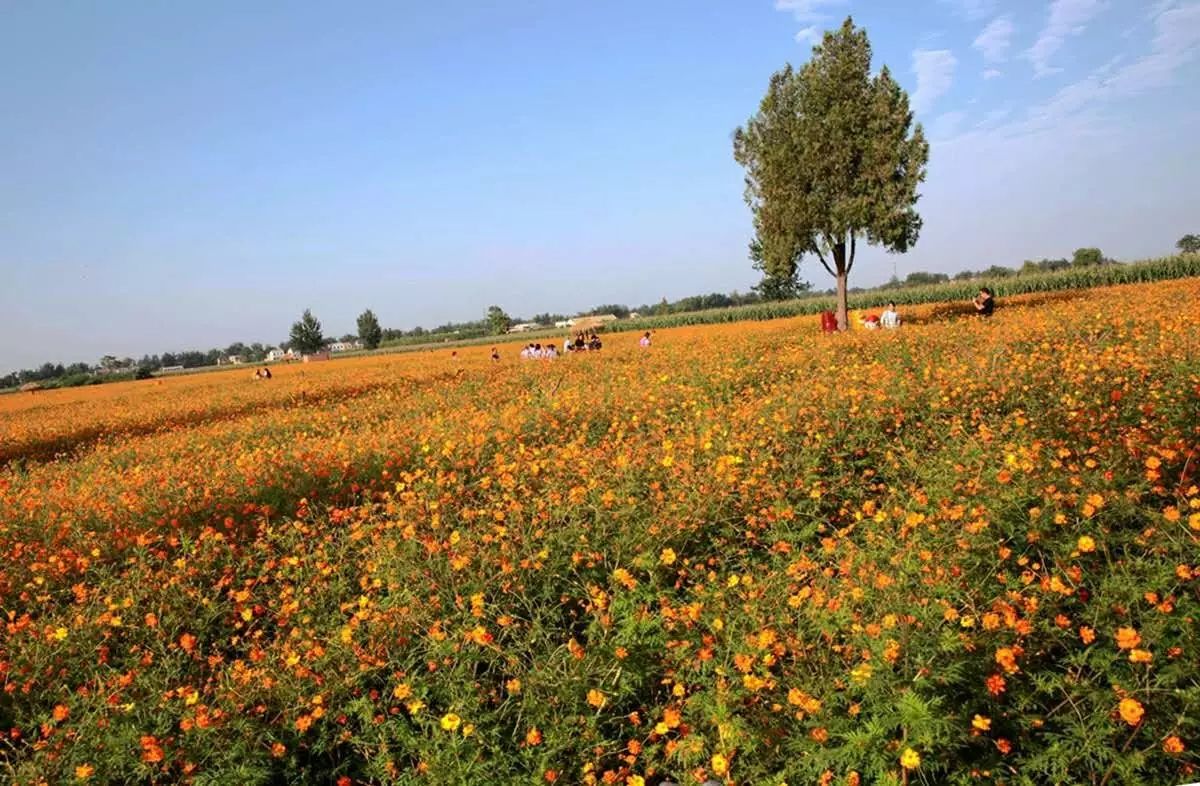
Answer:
2 279 1199 785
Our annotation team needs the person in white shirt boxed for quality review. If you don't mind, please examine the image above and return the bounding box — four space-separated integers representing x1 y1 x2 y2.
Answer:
639 331 651 347
880 302 901 329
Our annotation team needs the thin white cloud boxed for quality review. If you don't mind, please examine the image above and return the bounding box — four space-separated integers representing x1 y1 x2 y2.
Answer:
795 26 821 45
939 0 995 21
954 2 1200 145
774 0 849 45
911 49 958 115
1026 0 1106 77
928 110 968 141
973 16 1015 62
983 68 1003 79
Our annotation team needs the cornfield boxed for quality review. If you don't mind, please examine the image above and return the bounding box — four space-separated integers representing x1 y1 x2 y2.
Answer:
621 254 1200 330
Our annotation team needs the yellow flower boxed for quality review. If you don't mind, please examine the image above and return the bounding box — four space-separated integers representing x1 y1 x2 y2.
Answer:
392 682 412 700
1076 535 1095 553
900 747 921 770
587 689 606 709
440 712 462 731
53 627 69 641
710 753 729 775
627 776 645 786
971 714 991 731
75 764 95 780
659 548 677 565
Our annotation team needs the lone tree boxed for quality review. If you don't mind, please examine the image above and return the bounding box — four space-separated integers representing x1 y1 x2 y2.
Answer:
357 308 383 350
1178 234 1200 254
734 18 928 330
1072 247 1105 267
289 309 326 355
486 306 512 335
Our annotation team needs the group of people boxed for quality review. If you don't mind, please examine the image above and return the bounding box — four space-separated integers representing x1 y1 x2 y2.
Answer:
495 330 652 362
858 287 997 329
858 302 904 330
252 366 272 379
517 343 560 360
566 331 604 352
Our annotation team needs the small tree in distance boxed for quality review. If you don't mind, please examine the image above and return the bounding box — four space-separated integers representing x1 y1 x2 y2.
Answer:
486 306 512 335
1178 234 1200 254
1072 247 1105 267
357 309 383 350
289 309 326 355
733 17 929 330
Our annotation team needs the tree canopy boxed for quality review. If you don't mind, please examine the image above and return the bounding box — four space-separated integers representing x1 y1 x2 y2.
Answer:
1072 247 1105 267
733 17 928 329
357 309 383 350
289 309 326 355
486 306 512 336
1178 234 1200 254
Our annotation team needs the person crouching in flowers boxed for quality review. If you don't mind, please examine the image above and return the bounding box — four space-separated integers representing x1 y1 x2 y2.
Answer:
880 301 901 328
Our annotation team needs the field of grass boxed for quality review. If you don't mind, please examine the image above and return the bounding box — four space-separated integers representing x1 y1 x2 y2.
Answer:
2 278 1198 785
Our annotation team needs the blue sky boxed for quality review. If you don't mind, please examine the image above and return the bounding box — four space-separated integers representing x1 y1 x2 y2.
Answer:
2 0 1198 371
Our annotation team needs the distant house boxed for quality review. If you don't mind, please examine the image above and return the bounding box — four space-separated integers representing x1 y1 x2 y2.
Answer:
507 322 543 334
554 320 573 328
266 348 294 362
328 340 362 352
224 355 244 365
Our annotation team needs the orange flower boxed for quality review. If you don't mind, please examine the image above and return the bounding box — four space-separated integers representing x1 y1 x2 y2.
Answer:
525 727 542 745
179 633 197 653
995 647 1019 674
52 704 70 722
74 764 95 779
1163 735 1185 754
1115 627 1141 650
1079 626 1096 644
1118 698 1144 726
586 689 606 709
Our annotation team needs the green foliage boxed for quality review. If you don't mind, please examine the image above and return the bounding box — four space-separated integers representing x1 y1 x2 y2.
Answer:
486 305 512 335
356 309 383 350
289 309 326 355
733 17 928 328
1072 247 1105 267
750 237 812 300
1177 234 1200 254
904 271 950 286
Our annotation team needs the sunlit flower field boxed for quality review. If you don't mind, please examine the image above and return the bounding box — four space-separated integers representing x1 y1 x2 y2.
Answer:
2 279 1198 785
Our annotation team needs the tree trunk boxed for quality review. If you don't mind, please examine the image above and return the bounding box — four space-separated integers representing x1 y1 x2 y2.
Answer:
833 242 849 330
835 270 849 330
